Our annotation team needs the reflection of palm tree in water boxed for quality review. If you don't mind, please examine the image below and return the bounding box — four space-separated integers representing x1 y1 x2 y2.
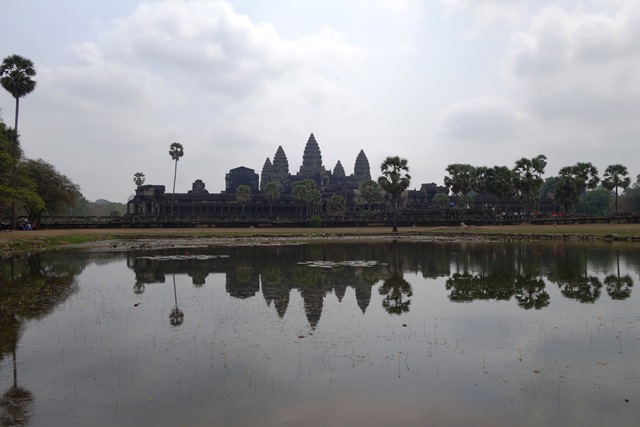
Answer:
0 318 33 427
169 273 184 326
604 251 634 300
379 272 412 314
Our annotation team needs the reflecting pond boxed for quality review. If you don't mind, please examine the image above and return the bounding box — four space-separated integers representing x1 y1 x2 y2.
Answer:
1 241 639 426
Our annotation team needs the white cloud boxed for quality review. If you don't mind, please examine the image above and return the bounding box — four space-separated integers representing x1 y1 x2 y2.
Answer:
14 0 376 200
436 1 640 177
440 0 527 29
438 95 529 144
505 3 640 124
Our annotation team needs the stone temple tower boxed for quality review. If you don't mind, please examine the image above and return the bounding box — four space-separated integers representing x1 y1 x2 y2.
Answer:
272 146 290 179
260 158 272 190
354 149 371 181
298 133 325 175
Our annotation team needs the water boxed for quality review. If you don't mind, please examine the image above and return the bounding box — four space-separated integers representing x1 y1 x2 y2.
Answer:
1 241 639 426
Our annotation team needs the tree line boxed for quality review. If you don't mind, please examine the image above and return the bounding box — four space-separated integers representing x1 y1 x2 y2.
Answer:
442 156 633 215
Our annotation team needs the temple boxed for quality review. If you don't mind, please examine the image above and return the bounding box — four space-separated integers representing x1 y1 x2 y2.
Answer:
127 132 447 218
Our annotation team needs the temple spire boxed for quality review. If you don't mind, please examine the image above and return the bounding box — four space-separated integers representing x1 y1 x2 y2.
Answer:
354 149 371 181
299 133 324 175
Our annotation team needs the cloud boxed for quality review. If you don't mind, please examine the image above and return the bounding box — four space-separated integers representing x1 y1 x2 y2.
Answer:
18 0 375 200
437 95 529 143
440 0 527 29
506 3 640 125
436 1 640 175
96 0 368 97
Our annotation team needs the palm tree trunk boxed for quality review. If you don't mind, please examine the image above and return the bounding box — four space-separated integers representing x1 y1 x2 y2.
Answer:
14 97 20 134
171 160 178 215
392 197 398 232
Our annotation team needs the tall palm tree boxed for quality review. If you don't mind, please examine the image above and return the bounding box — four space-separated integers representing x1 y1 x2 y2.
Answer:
0 55 37 134
264 181 280 216
133 172 145 187
572 162 599 213
602 164 631 213
168 142 184 215
235 184 251 215
513 157 544 215
378 156 411 232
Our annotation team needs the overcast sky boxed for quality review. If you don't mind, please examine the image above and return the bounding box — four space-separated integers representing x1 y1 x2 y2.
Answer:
1 0 639 202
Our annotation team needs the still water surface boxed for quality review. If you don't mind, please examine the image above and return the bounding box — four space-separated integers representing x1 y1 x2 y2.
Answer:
1 241 639 426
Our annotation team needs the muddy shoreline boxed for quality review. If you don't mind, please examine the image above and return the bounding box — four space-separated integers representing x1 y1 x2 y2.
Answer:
2 224 640 256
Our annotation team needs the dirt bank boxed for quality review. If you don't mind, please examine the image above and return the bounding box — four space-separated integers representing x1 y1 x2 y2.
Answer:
1 223 639 256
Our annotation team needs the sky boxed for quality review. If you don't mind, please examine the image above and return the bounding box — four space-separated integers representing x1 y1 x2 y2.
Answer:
1 0 639 203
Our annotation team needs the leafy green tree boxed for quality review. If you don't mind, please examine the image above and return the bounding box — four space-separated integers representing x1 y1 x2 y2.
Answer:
168 142 184 215
619 176 640 212
486 166 516 212
359 179 381 211
327 194 346 216
0 55 37 134
0 121 21 159
540 176 558 201
378 156 411 232
22 159 78 227
133 172 145 187
444 163 474 204
264 181 280 216
602 164 631 213
235 184 251 215
583 188 613 215
292 179 321 217
432 192 449 208
0 154 43 224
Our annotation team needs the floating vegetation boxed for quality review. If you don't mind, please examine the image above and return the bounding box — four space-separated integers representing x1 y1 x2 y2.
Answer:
137 254 230 261
297 260 386 268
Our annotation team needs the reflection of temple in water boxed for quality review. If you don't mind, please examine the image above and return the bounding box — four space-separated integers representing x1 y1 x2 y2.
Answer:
126 242 637 327
126 246 382 327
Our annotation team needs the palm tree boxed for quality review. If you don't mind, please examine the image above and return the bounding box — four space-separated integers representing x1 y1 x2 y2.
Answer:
602 164 631 213
235 184 251 215
0 55 37 134
513 157 544 215
168 142 184 215
572 162 599 213
264 181 280 216
378 156 411 232
133 172 145 187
